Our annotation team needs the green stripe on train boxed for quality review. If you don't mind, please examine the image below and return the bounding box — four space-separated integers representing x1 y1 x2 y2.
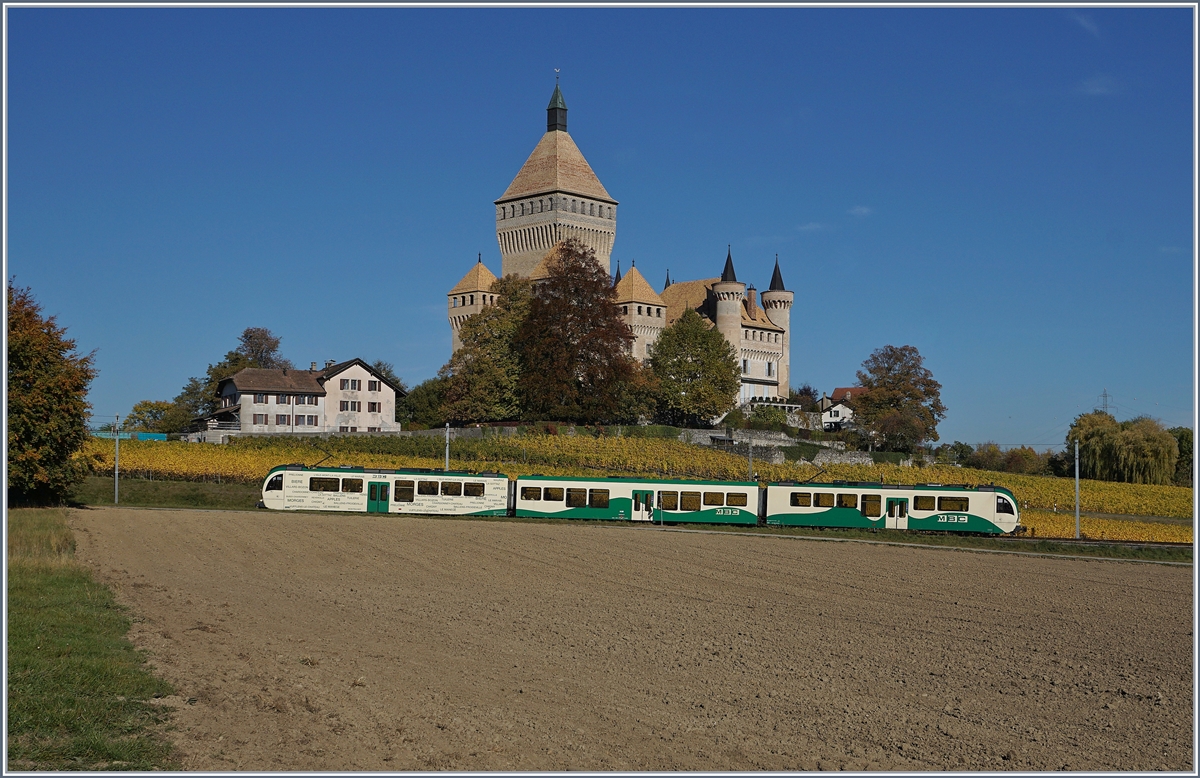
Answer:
517 498 756 524
766 508 1004 533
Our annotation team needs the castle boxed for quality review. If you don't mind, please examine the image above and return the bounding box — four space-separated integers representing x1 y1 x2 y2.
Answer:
447 86 793 405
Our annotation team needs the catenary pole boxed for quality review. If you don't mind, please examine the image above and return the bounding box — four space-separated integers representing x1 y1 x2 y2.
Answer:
445 422 450 471
1074 440 1080 539
114 415 120 505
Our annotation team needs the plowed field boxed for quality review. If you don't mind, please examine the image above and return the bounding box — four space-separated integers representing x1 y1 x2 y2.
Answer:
69 507 1192 771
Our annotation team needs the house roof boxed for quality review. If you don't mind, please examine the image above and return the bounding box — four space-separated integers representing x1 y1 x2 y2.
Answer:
831 386 868 402
449 260 498 294
660 278 718 326
614 265 665 306
740 303 784 332
217 359 408 399
496 130 616 204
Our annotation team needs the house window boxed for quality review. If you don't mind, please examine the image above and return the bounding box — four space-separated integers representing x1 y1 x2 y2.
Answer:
339 426 349 432
254 393 267 404
340 379 361 391
340 400 362 412
296 415 317 426
276 414 290 425
276 395 290 404
367 426 380 432
367 402 381 413
368 380 381 392
252 414 268 425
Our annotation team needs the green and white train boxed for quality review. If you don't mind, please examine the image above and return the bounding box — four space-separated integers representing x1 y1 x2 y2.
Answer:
260 466 1020 535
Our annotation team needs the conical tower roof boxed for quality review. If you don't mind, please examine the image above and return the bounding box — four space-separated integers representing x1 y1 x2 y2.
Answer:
614 265 665 305
613 260 622 285
720 246 738 283
768 255 786 291
497 130 615 203
449 258 498 294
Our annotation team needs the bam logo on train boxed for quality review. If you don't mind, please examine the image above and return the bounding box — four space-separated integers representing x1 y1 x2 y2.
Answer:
763 481 1020 535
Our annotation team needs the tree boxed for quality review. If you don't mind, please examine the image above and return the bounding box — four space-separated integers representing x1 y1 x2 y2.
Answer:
7 283 97 505
370 360 408 394
237 327 293 369
401 376 448 429
123 400 175 432
441 275 533 424
788 383 819 412
850 345 946 452
934 440 975 465
515 239 637 424
1065 411 1178 485
648 308 739 428
1168 427 1192 486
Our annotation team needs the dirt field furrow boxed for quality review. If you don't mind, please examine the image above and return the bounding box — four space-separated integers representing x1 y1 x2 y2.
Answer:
69 507 1192 771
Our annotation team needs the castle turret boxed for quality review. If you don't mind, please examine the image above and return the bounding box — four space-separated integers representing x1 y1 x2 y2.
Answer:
614 262 666 361
447 256 498 352
760 255 794 394
712 246 746 358
494 85 618 277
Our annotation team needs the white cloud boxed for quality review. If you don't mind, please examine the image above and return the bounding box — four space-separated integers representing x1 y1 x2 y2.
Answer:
848 205 872 218
1068 12 1101 40
1080 75 1122 96
797 222 824 232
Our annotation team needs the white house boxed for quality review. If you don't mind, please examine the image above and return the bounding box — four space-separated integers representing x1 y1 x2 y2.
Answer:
820 387 867 432
191 358 405 441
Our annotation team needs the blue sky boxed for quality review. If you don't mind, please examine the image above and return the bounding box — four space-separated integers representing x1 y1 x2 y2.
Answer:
6 6 1194 447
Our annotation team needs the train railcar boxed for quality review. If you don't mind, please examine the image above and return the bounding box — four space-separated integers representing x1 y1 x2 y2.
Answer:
763 481 1020 534
260 464 509 516
513 474 759 525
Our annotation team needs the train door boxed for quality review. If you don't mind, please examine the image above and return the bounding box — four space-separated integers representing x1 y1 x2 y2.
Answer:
367 482 390 513
886 498 908 530
631 490 654 522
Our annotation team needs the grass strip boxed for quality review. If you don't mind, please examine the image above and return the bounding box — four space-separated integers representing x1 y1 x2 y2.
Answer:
7 508 176 770
72 475 261 511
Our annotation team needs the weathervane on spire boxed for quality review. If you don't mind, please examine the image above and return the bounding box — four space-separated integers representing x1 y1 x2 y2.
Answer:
555 68 560 84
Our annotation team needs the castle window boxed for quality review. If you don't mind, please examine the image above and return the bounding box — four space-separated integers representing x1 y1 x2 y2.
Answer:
637 306 642 315
571 199 577 213
657 308 662 317
470 294 475 305
767 362 773 377
623 305 628 315
590 203 595 216
742 359 748 374
452 298 458 308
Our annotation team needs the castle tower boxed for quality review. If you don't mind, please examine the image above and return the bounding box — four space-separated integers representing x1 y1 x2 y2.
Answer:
760 256 794 395
447 256 498 352
614 262 666 361
711 247 746 354
494 85 618 277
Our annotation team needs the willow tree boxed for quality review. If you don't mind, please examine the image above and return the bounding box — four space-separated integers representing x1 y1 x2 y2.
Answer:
1066 411 1178 485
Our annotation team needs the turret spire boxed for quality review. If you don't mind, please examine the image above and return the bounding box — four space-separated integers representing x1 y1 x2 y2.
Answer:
721 245 737 283
547 84 568 132
664 269 672 290
769 254 786 291
613 259 622 285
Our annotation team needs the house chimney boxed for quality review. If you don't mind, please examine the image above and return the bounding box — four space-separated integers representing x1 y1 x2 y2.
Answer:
310 361 317 371
325 359 334 368
746 285 758 319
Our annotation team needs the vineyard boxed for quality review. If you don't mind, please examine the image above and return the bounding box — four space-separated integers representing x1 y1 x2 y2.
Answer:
82 436 1194 541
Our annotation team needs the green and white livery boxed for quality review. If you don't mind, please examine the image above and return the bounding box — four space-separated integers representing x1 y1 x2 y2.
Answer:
764 481 1020 534
261 464 509 516
514 475 759 525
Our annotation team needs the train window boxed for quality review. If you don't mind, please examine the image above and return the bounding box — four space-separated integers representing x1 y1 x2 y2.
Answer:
566 488 587 508
659 491 679 510
814 493 835 508
441 481 463 497
418 480 439 496
588 489 610 509
680 492 701 511
342 478 363 493
913 496 935 512
310 477 340 492
266 474 283 491
837 494 857 509
464 482 485 497
544 487 564 501
860 495 882 518
703 492 725 506
790 492 811 507
938 496 969 512
996 496 1015 515
394 480 415 502
521 486 542 501
726 492 748 507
